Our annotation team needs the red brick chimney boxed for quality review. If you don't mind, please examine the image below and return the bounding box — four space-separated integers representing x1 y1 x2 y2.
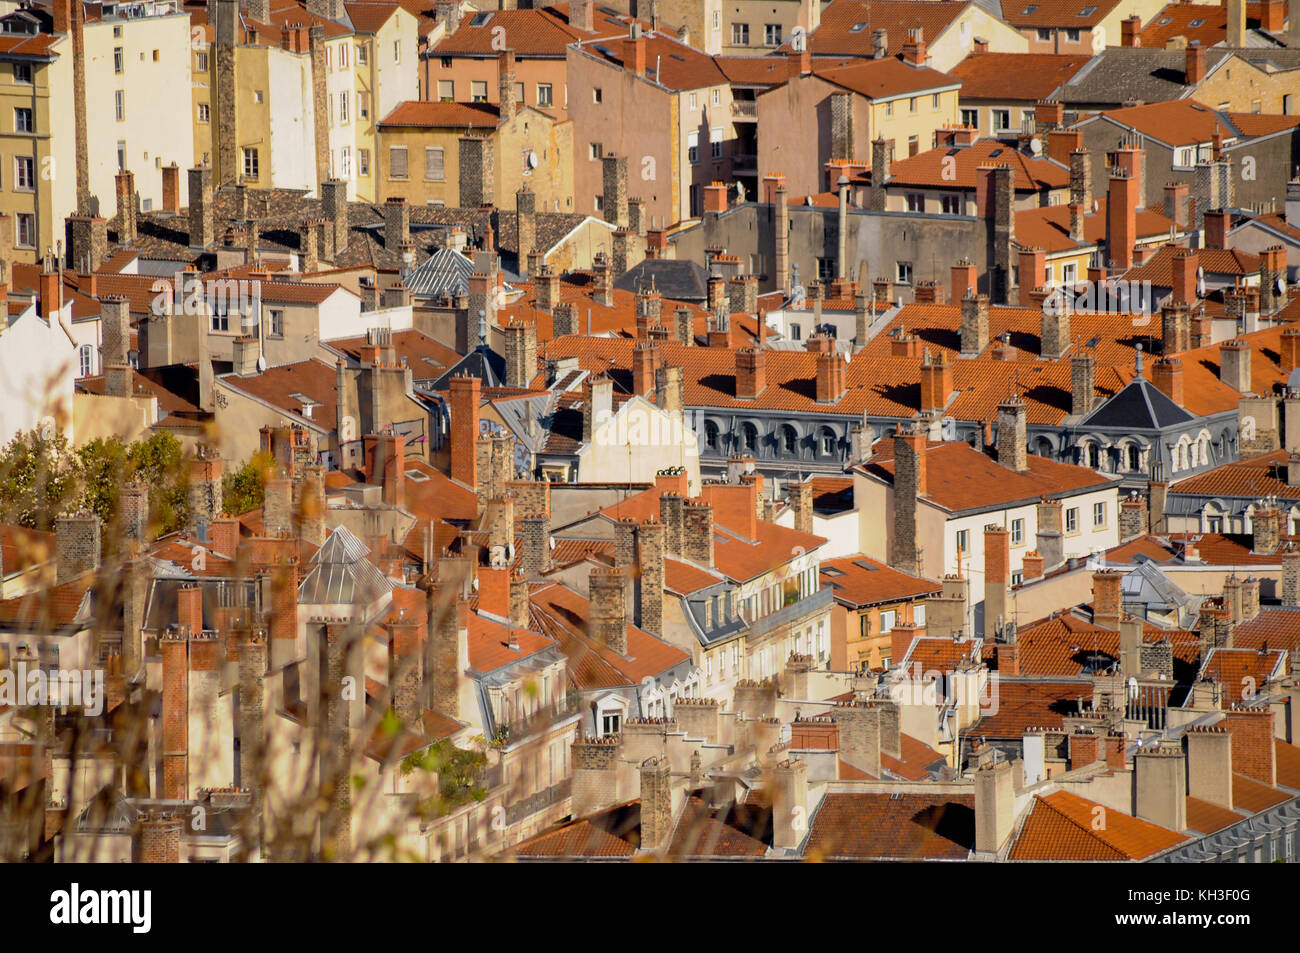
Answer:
815 350 847 403
1092 569 1123 631
1172 248 1197 305
1281 326 1300 372
1107 172 1138 270
626 26 646 77
449 374 481 490
1203 210 1229 248
901 32 927 65
1186 42 1206 84
703 181 728 214
1221 707 1276 786
366 433 407 508
919 350 952 413
736 347 766 398
633 339 661 396
1120 15 1141 47
1018 247 1046 306
1151 356 1184 406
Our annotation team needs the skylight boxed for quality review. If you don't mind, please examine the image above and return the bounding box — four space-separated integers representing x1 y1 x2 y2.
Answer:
1078 5 1097 15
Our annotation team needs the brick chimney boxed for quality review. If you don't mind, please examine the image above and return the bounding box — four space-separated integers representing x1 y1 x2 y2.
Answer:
975 760 1015 855
1151 356 1184 406
1135 745 1187 832
1186 41 1206 84
1107 170 1138 271
188 166 214 249
1164 182 1190 229
890 426 927 573
1184 726 1232 808
960 291 990 355
682 499 715 568
703 181 728 215
815 350 847 403
920 350 952 413
1203 210 1229 248
736 347 766 398
1221 706 1276 786
1017 247 1045 306
1092 569 1123 630
951 259 976 301
503 320 538 388
449 374 481 490
589 568 628 655
901 29 926 65
632 339 661 396
1120 14 1141 46
996 396 1028 472
984 523 1010 639
1171 248 1197 305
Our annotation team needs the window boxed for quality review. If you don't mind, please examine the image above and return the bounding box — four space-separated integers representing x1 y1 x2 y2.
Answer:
992 109 1010 131
712 89 720 106
425 146 444 180
790 323 801 340
538 83 553 108
1063 262 1077 284
941 193 961 215
212 309 229 332
242 147 259 180
115 90 125 121
961 107 978 129
437 80 454 100
393 40 401 63
513 81 524 104
600 712 620 736
765 23 782 46
589 142 602 160
114 47 123 73
742 422 757 452
713 11 720 29
711 127 723 159
906 192 923 213
689 92 698 110
595 194 604 212
338 92 348 123
79 345 93 377
339 43 348 69
1093 502 1106 527
909 97 917 114
389 145 408 179
197 102 210 123
14 155 33 190
1065 28 1080 42
908 134 919 156
819 428 836 456
471 81 488 102
152 49 159 62
357 43 368 65
15 212 34 248
956 529 969 554
269 309 284 337
359 149 370 176
781 425 797 456
1174 146 1195 168
688 131 699 164
13 63 31 83
340 146 351 177
705 421 719 450
14 108 32 133
116 140 126 171
732 23 750 45
896 261 913 284
885 101 893 117
1037 28 1052 41
1066 507 1079 533
880 610 896 633
1012 571 1024 586
1011 518 1024 544
592 87 602 103
195 51 208 72
358 91 370 121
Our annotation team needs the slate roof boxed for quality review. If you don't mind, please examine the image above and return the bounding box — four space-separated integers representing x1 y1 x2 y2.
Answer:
613 259 711 301
1080 376 1195 429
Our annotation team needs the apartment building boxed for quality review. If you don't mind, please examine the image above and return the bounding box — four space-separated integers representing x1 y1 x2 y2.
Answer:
1003 0 1165 54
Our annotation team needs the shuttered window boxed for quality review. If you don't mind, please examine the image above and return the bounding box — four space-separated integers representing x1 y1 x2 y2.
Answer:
389 145 408 178
425 146 444 181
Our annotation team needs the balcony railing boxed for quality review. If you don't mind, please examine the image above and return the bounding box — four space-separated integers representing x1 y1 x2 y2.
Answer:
731 100 758 119
504 778 573 826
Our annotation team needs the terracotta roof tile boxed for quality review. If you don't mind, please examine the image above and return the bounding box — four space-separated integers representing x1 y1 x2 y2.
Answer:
1232 772 1291 811
948 52 1090 101
1232 609 1300 654
1003 0 1127 28
887 139 1069 192
821 555 940 608
805 791 975 859
794 1 967 57
965 678 1093 738
1009 791 1186 860
1185 795 1245 835
378 100 502 128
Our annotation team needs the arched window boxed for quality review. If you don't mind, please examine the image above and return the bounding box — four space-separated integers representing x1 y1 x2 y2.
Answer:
819 427 836 456
781 425 798 456
1126 444 1140 471
1033 436 1052 458
705 421 719 450
1086 443 1099 469
742 422 758 452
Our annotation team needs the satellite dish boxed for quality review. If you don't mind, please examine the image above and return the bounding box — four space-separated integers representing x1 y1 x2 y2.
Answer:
1091 199 1099 214
1278 273 1287 295
526 151 538 170
256 354 267 372
1196 266 1206 298
1029 137 1043 155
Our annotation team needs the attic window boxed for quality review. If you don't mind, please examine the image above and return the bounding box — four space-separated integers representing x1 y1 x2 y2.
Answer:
1078 5 1097 15
407 471 430 483
852 560 878 572
822 567 845 577
1022 5 1037 13
289 393 320 408
850 21 868 32
1189 18 1205 26
1156 16 1172 24
469 12 492 26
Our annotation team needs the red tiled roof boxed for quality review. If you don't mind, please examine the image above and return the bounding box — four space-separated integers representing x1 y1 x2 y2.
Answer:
1232 609 1300 654
792 1 967 57
1232 772 1290 812
1106 532 1280 567
1170 447 1300 502
1014 198 1178 253
1008 611 1201 676
378 100 501 128
431 3 636 56
1009 791 1186 860
887 139 1069 192
859 439 1113 513
0 525 53 578
1003 0 1125 28
667 797 769 858
1123 244 1261 284
1185 796 1245 835
1087 100 1250 148
965 678 1093 738
467 611 556 673
0 576 92 629
809 57 958 100
805 791 975 859
881 732 948 780
822 555 942 608
512 818 637 857
948 52 1090 101
1276 738 1300 790
217 358 338 433
1199 647 1287 692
